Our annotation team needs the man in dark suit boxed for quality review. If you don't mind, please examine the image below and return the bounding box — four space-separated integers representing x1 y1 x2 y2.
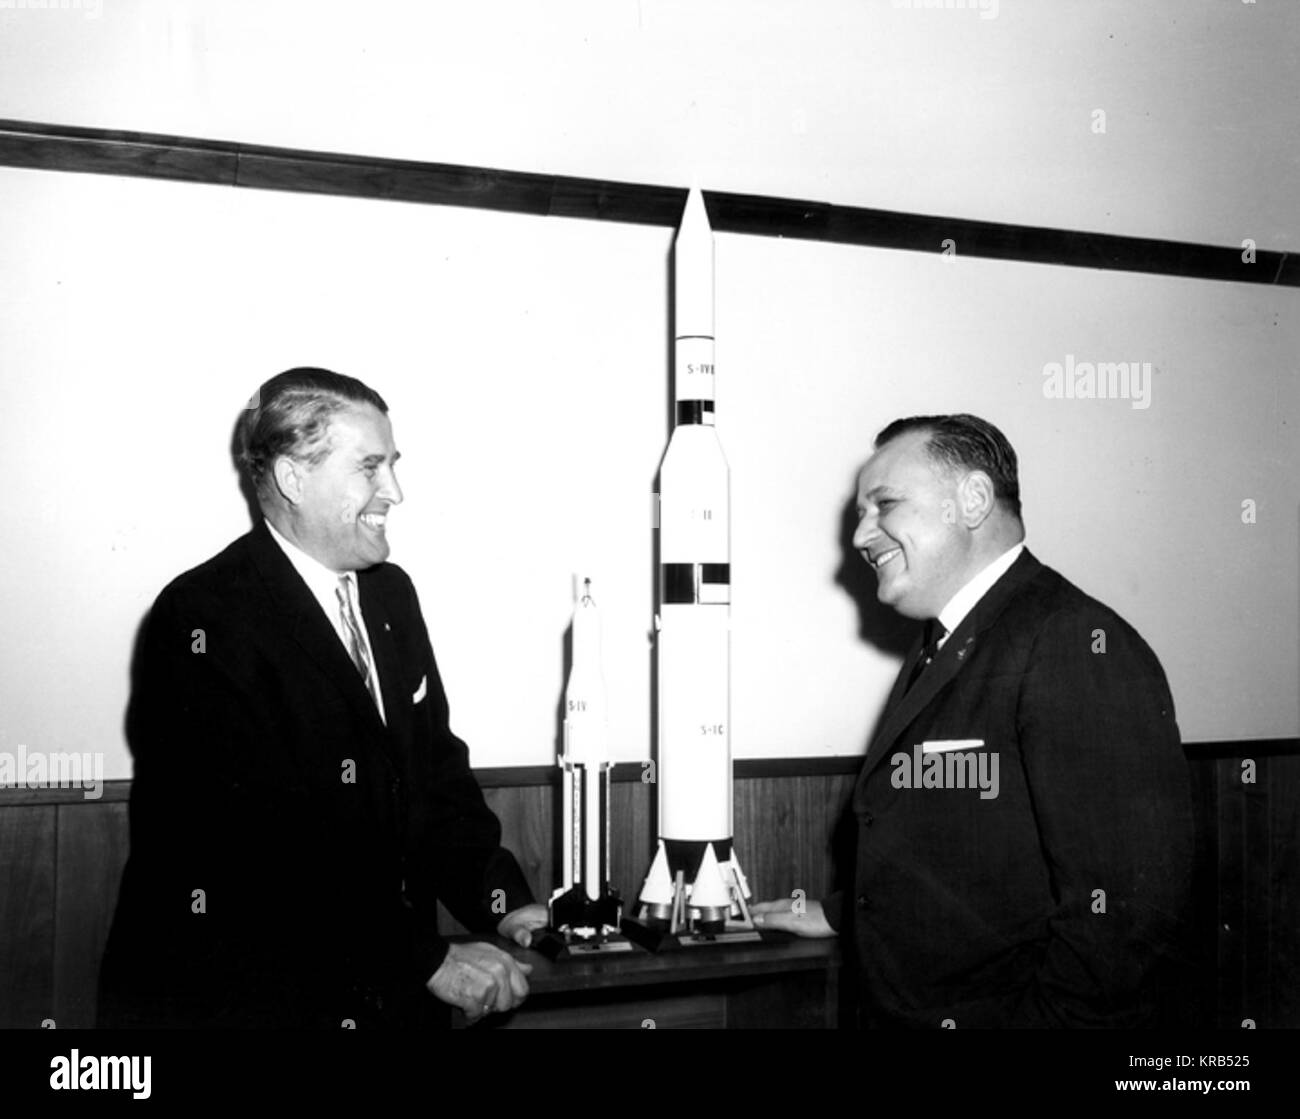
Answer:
99 368 547 1028
752 414 1193 1027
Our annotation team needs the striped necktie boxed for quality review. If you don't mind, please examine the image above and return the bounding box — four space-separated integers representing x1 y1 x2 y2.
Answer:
336 574 381 712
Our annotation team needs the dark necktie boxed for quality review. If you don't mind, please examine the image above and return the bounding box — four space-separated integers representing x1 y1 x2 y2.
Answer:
904 618 947 695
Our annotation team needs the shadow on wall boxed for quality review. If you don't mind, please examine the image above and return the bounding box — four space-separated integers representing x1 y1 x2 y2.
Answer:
827 475 915 990
833 483 913 661
230 405 262 531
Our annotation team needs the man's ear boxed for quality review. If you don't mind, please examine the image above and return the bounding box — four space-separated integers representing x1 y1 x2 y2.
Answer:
272 456 304 506
959 471 996 529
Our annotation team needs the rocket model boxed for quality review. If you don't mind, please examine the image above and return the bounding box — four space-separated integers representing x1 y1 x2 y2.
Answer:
544 577 626 952
630 188 755 942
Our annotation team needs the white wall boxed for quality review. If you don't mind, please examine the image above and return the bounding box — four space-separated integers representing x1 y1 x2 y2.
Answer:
722 235 1299 753
0 2 1296 777
0 164 1295 780
0 167 670 773
0 0 1295 248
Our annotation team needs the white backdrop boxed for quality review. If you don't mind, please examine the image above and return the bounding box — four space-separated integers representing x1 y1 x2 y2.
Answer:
0 165 1295 778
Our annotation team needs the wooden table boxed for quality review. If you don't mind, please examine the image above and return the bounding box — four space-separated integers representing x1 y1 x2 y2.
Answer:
455 932 841 1029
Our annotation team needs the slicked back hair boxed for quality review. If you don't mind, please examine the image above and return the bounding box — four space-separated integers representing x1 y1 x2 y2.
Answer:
237 367 388 499
875 413 1023 522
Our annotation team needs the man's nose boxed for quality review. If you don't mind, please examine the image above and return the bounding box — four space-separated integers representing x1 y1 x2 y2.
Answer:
851 513 875 551
379 466 403 506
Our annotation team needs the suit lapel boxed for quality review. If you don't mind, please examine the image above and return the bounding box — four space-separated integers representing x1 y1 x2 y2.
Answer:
858 549 1043 783
245 524 400 768
356 573 413 755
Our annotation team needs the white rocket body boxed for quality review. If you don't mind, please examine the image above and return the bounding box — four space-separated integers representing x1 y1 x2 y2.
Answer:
638 188 749 932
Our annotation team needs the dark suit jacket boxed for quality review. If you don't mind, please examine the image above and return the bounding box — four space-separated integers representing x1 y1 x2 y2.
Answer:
823 549 1193 1028
99 522 533 1028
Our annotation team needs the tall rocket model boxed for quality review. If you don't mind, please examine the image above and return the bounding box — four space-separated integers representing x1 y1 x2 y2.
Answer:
544 577 626 953
631 188 755 941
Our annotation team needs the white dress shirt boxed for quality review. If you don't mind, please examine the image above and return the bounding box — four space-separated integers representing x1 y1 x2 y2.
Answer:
935 542 1025 650
265 518 387 723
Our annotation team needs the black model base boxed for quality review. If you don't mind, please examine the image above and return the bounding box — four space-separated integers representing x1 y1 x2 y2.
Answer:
538 885 628 960
532 926 635 961
620 915 765 954
548 885 622 933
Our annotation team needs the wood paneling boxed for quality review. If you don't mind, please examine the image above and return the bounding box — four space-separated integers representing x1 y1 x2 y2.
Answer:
53 802 130 1028
1179 754 1219 1028
1269 756 1300 1028
0 806 56 1029
609 778 654 905
1215 756 1246 1026
484 785 554 900
733 774 857 904
1242 754 1273 1028
1 743 1297 1028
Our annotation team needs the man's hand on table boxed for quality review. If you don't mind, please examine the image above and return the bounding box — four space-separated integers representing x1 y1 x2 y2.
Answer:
427 940 534 1023
496 902 550 948
749 897 836 938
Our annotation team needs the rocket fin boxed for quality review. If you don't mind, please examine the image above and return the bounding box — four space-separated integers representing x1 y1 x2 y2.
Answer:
638 841 674 906
689 843 732 910
727 852 752 901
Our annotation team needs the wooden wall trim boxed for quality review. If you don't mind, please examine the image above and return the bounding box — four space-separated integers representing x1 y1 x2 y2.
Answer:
1182 738 1300 759
0 118 1293 288
0 783 132 807
2 738 1294 805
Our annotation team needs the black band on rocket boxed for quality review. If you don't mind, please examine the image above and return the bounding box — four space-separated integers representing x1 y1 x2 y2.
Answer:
664 838 733 878
662 562 731 604
676 400 715 425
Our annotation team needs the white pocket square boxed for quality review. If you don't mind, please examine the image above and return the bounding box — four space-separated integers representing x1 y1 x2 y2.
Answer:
412 676 427 704
920 739 985 754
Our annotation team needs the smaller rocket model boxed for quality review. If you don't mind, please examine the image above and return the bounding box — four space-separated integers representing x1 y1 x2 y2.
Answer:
541 578 629 956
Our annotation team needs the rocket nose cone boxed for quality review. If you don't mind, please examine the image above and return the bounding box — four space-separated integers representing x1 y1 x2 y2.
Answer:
676 186 712 241
674 186 714 339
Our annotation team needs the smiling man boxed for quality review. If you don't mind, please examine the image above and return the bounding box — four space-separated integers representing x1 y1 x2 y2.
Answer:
99 368 546 1029
753 414 1194 1028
